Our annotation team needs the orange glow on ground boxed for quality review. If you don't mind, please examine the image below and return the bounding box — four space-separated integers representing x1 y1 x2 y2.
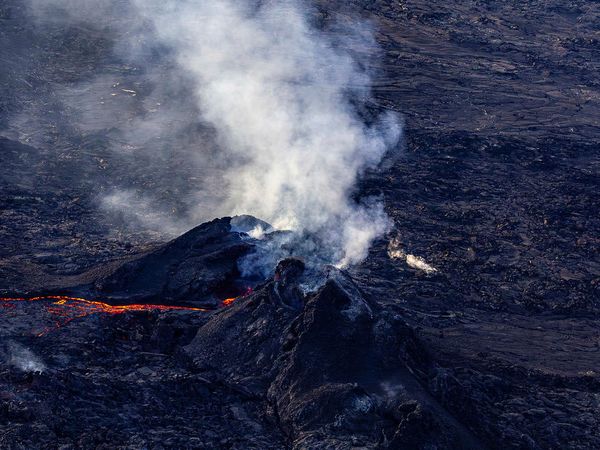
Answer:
221 287 253 307
0 295 208 336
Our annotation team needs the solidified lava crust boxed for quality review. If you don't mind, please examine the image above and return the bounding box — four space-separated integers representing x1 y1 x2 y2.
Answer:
1 1 599 449
0 296 209 336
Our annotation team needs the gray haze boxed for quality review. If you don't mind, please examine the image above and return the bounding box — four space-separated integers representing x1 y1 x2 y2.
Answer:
22 0 401 270
5 341 46 373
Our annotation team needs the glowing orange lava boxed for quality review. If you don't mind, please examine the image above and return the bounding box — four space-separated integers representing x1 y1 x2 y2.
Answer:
221 287 253 307
0 295 208 336
222 297 236 306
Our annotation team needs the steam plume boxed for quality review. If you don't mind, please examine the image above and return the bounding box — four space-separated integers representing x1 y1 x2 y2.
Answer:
6 341 46 373
135 0 401 267
23 0 401 270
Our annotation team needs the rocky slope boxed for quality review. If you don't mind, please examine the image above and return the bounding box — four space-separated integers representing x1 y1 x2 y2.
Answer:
1 1 599 449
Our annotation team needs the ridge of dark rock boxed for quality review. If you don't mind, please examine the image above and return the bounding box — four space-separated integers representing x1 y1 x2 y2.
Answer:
91 216 267 306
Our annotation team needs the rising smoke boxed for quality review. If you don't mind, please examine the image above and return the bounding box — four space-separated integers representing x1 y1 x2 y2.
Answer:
5 341 46 373
22 0 401 271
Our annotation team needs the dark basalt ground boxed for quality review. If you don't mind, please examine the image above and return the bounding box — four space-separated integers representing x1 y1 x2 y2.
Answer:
1 1 600 449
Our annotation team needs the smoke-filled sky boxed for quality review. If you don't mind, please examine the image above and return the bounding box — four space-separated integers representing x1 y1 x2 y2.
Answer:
20 0 401 269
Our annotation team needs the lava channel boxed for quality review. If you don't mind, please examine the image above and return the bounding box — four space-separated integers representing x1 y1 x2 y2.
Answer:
221 287 253 306
0 295 208 336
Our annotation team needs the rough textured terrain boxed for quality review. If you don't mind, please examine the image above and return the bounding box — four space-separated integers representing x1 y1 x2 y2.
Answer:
1 1 599 449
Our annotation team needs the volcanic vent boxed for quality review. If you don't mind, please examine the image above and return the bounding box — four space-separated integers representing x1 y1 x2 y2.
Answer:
1 209 482 447
171 222 484 449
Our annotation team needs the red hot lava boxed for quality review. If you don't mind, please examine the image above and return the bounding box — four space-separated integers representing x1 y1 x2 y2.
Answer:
0 295 207 336
221 287 253 307
0 289 254 336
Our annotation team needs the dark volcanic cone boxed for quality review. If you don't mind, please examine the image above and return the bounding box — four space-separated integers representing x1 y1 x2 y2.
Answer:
184 259 485 449
89 216 270 306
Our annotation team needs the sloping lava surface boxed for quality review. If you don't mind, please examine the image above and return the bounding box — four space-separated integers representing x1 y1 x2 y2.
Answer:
91 216 262 307
1 1 599 449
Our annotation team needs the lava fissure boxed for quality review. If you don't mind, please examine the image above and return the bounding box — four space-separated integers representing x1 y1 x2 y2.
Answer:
0 295 209 336
221 287 254 307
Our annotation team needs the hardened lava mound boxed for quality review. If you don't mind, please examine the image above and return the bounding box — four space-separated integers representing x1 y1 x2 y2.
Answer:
1 0 600 449
0 238 485 449
1 217 599 449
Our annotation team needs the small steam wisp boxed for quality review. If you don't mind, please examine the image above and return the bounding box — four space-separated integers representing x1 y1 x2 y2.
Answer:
388 236 438 274
7 342 46 373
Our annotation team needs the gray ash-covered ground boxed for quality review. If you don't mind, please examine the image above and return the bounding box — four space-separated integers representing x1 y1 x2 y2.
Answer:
1 1 600 449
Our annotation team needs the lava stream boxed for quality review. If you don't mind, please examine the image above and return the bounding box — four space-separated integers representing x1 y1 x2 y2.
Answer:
221 287 253 307
0 295 208 336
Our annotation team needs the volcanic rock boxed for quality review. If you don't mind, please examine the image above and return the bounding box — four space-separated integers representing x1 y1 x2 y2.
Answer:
1 0 600 448
91 216 266 306
184 263 485 449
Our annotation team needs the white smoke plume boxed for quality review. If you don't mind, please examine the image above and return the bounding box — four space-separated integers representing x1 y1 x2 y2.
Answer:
7 342 46 373
388 236 438 274
135 0 401 267
23 0 401 270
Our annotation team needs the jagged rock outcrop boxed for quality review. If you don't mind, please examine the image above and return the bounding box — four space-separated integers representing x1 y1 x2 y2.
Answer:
185 260 485 449
92 216 267 306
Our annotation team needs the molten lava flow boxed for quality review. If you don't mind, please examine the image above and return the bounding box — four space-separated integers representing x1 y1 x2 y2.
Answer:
221 287 253 307
222 297 236 306
0 295 208 336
